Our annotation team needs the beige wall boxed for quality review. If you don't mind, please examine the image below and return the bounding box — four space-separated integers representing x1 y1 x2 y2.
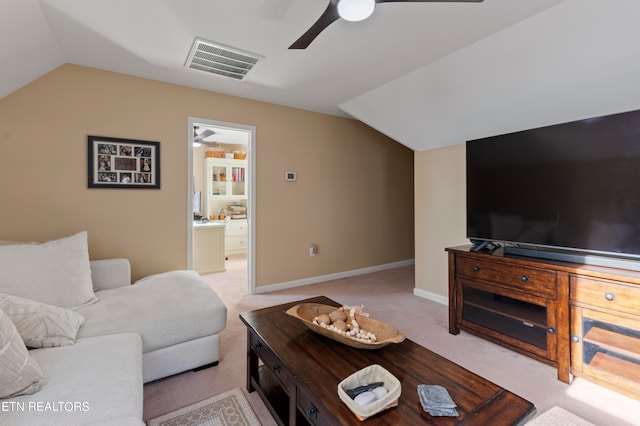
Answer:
414 144 467 299
0 65 414 284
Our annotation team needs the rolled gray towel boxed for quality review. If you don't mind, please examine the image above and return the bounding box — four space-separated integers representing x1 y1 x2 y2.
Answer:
417 384 459 417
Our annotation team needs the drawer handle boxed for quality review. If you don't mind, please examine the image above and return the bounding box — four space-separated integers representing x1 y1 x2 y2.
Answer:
306 404 318 419
272 364 281 374
473 265 480 272
571 335 581 343
604 292 616 301
521 275 529 283
547 327 556 335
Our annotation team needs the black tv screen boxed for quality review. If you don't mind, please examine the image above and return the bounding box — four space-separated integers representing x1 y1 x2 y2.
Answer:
466 109 640 258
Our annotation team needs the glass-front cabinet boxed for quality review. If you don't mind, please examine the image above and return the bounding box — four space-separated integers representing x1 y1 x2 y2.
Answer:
460 282 557 362
204 158 247 218
570 275 640 399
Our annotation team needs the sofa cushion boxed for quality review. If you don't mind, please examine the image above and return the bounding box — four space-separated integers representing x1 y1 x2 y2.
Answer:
0 293 85 348
76 270 227 352
90 258 131 291
0 232 97 309
1 333 143 425
0 307 43 399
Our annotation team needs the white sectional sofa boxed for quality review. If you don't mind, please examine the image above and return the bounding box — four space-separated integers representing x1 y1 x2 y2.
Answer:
4 333 144 426
79 260 227 383
0 232 228 425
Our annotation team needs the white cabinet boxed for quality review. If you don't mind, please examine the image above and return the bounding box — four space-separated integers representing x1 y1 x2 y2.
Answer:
193 224 226 274
204 158 247 219
226 218 248 256
205 158 247 198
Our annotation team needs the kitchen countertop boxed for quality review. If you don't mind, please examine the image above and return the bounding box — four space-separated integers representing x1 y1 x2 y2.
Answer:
193 220 225 228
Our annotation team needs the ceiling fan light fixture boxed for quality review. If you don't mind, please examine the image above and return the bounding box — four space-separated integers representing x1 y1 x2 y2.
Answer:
337 0 375 22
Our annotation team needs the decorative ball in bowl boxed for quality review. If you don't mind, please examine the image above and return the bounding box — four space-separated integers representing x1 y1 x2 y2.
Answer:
285 303 406 349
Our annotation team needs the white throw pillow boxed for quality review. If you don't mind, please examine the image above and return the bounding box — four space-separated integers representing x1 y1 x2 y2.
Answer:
0 293 85 348
0 232 97 309
0 307 43 399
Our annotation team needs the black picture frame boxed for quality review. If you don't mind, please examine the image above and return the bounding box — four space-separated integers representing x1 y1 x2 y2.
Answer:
87 135 160 189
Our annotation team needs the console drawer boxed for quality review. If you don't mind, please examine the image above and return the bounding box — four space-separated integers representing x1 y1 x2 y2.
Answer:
250 332 293 391
297 385 329 426
456 256 557 297
571 276 640 316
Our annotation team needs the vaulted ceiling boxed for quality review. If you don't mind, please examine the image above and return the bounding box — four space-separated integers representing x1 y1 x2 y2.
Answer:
2 1 640 151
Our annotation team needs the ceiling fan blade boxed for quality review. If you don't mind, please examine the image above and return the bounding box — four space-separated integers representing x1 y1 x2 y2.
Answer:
375 0 483 3
289 0 482 49
289 0 340 49
195 129 215 142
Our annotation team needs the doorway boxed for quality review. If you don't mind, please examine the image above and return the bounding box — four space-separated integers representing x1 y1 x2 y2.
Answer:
187 117 256 293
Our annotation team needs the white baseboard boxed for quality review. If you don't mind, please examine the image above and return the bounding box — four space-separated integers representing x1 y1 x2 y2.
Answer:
413 288 448 306
253 259 415 294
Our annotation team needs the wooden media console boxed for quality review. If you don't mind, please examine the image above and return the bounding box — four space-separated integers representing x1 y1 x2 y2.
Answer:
447 245 640 400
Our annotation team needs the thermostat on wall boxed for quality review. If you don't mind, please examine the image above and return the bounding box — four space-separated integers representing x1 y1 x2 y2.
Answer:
284 171 297 182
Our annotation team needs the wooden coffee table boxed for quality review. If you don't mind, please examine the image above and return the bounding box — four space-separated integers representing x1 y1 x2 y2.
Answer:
240 296 535 425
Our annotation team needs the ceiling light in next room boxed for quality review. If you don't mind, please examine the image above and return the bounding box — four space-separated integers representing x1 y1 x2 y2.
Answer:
337 0 376 22
185 38 264 81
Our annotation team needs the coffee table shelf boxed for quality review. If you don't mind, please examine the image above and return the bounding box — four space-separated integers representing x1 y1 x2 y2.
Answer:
252 365 291 425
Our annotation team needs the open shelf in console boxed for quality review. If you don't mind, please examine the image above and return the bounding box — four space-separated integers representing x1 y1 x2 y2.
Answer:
584 325 640 361
580 319 640 384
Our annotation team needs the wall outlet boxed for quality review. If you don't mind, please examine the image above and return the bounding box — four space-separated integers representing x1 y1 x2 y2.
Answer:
309 243 319 257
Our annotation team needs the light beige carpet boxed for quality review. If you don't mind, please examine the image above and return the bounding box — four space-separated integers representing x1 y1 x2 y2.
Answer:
147 388 261 426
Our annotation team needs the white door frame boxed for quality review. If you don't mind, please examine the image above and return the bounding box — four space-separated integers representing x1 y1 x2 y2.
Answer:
187 116 256 294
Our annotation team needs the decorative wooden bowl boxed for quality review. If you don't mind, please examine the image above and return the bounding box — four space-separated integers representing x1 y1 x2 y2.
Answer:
285 303 406 349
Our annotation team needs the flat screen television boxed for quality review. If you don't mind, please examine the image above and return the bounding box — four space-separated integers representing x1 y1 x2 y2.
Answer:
466 108 640 266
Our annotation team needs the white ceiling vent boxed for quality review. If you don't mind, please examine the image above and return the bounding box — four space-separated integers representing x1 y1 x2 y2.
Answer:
185 38 263 80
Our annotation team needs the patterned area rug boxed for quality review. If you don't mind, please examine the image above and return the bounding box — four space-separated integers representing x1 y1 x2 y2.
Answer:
526 406 595 426
147 388 261 426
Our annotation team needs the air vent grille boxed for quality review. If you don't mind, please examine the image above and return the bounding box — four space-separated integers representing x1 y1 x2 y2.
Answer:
185 38 263 80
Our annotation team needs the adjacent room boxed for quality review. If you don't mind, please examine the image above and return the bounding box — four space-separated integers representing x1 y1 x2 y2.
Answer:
1 1 640 425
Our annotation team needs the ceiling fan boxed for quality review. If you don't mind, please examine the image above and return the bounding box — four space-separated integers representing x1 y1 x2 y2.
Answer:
289 0 484 49
194 127 216 143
